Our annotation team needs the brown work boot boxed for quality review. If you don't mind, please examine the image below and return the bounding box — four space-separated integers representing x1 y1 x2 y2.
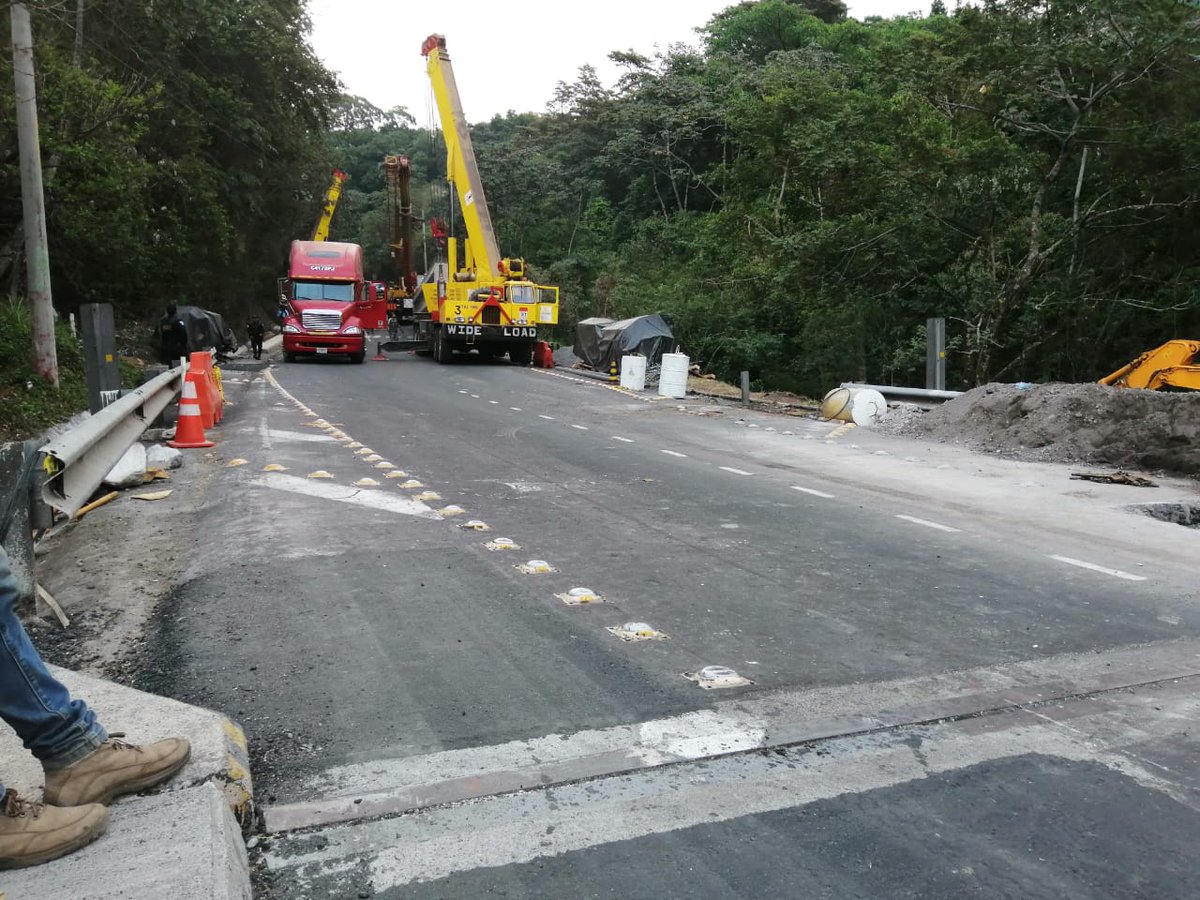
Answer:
43 733 191 807
0 789 108 869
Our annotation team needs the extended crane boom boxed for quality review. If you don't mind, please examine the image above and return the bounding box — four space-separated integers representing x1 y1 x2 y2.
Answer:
383 155 417 321
311 169 348 242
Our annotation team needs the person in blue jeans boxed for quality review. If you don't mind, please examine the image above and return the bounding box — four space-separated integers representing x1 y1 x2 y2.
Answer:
0 547 191 869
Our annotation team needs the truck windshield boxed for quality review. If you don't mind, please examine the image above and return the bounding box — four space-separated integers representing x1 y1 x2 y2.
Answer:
507 284 536 304
293 282 354 302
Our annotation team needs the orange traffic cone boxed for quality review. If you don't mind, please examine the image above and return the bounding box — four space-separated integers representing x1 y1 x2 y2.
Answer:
169 376 215 448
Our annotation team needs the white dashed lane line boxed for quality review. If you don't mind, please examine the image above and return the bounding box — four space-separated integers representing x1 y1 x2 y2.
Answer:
895 515 962 533
792 486 834 499
489 400 500 405
1049 555 1147 582
660 450 687 458
571 425 589 431
511 407 522 412
611 436 635 443
719 466 753 476
539 415 555 421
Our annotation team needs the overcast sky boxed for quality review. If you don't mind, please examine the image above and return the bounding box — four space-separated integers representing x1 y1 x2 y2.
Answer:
307 1 930 125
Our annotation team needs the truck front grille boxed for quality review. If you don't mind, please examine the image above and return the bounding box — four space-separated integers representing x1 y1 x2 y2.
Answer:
301 310 342 331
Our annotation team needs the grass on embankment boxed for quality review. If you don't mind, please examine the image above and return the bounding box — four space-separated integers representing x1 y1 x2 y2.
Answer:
0 299 144 444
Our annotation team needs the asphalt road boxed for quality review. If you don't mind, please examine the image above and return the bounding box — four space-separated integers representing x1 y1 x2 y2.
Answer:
134 351 1200 897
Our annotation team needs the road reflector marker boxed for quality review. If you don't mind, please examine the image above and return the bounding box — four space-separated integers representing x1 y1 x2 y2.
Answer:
684 665 753 689
439 505 466 517
314 419 329 427
557 587 605 606
415 491 442 502
384 470 410 479
263 463 288 472
347 441 363 449
353 478 381 487
460 519 490 531
607 622 669 642
355 448 375 456
485 537 520 551
398 479 424 489
307 470 335 479
226 458 248 467
516 559 557 574
364 454 384 462
375 461 395 469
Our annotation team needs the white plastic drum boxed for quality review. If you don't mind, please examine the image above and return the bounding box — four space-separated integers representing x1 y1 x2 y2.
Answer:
658 352 689 399
849 388 887 426
620 355 647 391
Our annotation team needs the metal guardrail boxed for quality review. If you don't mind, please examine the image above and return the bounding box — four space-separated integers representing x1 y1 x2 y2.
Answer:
841 382 963 404
39 365 184 517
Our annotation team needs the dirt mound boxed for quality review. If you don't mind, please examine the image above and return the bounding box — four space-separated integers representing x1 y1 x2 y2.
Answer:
896 383 1200 476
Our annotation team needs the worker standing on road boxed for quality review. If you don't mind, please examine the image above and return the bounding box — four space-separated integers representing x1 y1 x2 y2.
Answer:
0 546 192 869
248 317 266 360
158 303 188 365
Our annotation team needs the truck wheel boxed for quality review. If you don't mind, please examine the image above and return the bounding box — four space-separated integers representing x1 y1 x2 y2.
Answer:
434 327 454 364
350 351 365 364
284 352 296 363
509 343 533 366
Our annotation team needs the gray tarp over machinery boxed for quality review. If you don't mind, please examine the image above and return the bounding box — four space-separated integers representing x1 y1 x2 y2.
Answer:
573 314 675 370
173 306 238 355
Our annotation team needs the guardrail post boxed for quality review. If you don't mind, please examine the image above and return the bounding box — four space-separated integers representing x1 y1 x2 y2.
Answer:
740 371 750 406
926 317 946 391
0 440 39 604
81 302 121 413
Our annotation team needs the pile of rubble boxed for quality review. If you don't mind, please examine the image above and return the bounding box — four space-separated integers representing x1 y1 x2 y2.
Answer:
884 382 1200 476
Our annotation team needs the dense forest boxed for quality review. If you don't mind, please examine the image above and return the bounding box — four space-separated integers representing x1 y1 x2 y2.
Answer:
4 1 1200 395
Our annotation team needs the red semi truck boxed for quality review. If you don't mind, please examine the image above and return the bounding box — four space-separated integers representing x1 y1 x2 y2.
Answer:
279 240 387 364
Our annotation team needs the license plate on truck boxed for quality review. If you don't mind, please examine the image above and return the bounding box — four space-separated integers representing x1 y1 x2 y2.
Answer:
316 348 328 354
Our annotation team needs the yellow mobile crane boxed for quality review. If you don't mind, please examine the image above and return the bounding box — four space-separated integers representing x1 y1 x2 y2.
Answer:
418 33 559 365
311 169 348 242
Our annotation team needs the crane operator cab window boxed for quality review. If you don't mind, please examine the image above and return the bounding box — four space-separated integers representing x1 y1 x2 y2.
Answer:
293 282 355 302
507 284 536 304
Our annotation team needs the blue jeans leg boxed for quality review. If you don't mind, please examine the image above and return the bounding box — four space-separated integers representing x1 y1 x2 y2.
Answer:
0 546 107 773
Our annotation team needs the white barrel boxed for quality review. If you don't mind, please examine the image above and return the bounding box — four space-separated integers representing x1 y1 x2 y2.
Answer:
620 355 647 391
657 352 689 398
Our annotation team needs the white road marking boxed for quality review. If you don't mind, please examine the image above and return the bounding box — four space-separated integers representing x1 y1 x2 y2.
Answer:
791 486 834 499
510 407 522 412
489 400 500 404
255 475 440 519
265 429 337 444
538 414 554 420
470 394 480 399
571 424 589 431
458 390 468 394
719 466 753 476
895 514 961 533
660 449 687 458
1048 555 1147 581
611 436 635 443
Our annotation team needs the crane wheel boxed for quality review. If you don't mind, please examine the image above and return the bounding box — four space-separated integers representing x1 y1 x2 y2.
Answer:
434 327 454 364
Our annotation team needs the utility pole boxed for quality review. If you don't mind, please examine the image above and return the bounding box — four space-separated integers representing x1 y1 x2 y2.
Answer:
11 3 59 388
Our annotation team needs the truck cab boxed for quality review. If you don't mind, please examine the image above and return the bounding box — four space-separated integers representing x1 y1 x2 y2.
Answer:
280 241 386 364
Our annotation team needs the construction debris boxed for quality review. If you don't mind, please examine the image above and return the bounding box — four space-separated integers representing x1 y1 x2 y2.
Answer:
1071 471 1158 487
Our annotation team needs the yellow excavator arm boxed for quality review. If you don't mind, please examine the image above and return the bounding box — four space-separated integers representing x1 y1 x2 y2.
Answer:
1100 340 1200 390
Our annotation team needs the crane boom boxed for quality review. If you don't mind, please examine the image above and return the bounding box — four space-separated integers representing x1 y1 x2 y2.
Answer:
421 34 502 278
383 155 417 302
311 169 348 242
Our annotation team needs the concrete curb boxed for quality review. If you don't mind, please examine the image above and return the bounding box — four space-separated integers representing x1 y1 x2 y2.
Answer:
1 782 250 899
0 665 254 827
